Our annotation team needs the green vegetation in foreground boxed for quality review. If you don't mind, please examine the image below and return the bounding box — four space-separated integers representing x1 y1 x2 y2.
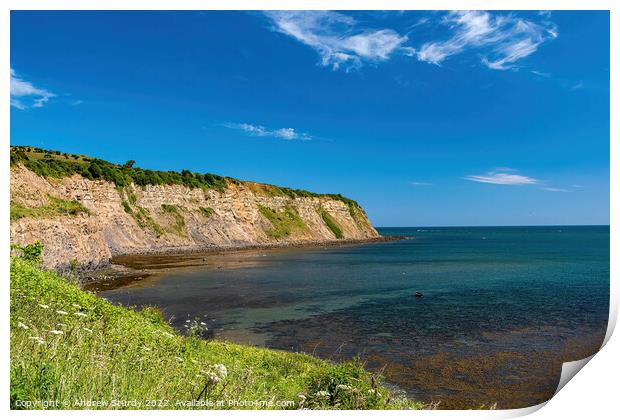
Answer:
10 254 421 410
319 210 343 239
258 205 308 239
10 145 362 208
11 195 90 221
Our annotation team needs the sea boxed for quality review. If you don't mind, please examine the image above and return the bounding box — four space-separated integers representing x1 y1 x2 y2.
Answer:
99 226 610 409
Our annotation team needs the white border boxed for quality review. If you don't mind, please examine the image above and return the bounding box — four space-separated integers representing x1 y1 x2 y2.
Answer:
2 1 617 419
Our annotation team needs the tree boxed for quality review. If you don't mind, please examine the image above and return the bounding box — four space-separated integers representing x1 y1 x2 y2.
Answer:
124 160 136 168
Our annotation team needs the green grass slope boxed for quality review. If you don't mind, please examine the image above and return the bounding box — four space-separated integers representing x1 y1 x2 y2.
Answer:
10 257 420 410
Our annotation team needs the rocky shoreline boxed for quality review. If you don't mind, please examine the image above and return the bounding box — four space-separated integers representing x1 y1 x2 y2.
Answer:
81 235 407 291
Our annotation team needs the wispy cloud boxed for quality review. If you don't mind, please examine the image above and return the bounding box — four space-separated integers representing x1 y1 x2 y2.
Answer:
416 11 558 70
224 122 312 140
464 171 539 185
263 11 557 73
541 187 572 192
263 11 410 71
410 181 433 186
570 81 585 91
531 70 551 78
10 68 55 109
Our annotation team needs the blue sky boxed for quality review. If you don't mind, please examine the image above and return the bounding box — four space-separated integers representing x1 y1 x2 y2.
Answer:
10 10 610 226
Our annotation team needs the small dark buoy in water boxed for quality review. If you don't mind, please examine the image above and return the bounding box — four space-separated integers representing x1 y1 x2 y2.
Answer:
415 291 423 298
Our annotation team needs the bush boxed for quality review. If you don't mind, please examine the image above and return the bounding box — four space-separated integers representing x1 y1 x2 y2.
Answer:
10 146 361 207
11 241 44 264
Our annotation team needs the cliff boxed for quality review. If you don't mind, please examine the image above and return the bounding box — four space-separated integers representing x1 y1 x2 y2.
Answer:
10 147 379 270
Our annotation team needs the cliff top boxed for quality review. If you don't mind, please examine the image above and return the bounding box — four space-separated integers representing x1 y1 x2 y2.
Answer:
10 145 360 208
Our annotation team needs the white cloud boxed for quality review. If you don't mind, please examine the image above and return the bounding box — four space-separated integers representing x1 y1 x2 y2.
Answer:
416 11 558 70
264 11 409 70
570 81 585 90
464 171 539 185
10 68 55 109
410 181 432 186
531 70 551 78
224 122 312 141
541 187 572 192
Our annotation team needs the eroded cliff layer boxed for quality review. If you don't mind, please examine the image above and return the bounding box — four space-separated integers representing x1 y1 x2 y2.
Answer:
10 148 378 270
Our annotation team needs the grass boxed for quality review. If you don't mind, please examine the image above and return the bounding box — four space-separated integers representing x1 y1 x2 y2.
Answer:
10 195 91 221
10 257 421 410
258 205 308 240
319 210 343 239
121 198 164 237
161 204 186 235
134 207 164 237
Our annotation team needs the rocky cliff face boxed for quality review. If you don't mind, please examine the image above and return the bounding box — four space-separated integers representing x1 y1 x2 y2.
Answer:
10 165 379 270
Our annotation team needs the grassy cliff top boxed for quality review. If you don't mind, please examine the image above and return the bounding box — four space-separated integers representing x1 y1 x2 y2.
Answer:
10 254 419 409
10 145 360 208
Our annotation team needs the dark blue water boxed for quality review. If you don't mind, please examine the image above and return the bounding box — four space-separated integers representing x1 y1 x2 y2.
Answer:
101 226 609 408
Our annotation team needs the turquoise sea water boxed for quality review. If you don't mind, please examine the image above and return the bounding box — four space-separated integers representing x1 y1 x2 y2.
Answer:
100 226 609 408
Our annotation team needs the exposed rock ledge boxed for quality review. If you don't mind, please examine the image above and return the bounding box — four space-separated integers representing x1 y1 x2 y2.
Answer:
10 165 379 271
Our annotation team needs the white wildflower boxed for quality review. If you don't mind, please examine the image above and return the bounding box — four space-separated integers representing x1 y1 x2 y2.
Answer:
212 364 227 380
336 384 352 391
72 303 82 309
73 312 87 317
205 372 220 383
56 310 68 315
17 322 29 330
57 323 67 327
82 327 93 333
315 391 330 398
38 304 49 309
203 363 228 384
48 330 64 335
174 356 183 362
29 336 46 345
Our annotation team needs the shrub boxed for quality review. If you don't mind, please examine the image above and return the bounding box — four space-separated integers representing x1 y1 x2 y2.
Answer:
11 241 44 264
10 146 362 207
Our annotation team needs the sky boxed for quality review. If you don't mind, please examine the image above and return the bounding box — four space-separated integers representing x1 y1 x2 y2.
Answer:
10 10 610 226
